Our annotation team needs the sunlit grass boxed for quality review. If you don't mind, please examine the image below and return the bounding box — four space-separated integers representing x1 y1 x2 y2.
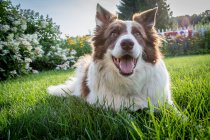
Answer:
0 55 210 139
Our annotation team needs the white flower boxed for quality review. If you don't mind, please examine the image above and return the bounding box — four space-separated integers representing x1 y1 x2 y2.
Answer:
3 50 9 55
21 39 32 51
7 33 14 41
47 52 52 56
27 45 33 51
25 58 32 63
24 34 32 42
31 34 39 45
57 47 62 52
10 70 17 75
0 41 8 46
8 16 14 21
34 47 43 55
69 56 75 60
55 66 60 70
14 54 22 61
0 44 3 50
32 33 38 39
41 21 48 28
71 60 76 63
13 20 21 26
21 24 27 31
11 27 17 32
1 25 10 32
21 19 27 25
64 61 70 66
0 68 5 72
50 46 56 50
25 63 30 69
22 40 31 46
28 67 32 71
32 39 39 45
8 41 20 52
32 70 39 74
55 61 70 70
61 54 67 60
12 41 20 47
70 49 77 55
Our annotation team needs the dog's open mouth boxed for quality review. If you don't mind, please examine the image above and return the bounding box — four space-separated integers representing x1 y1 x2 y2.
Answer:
112 55 138 76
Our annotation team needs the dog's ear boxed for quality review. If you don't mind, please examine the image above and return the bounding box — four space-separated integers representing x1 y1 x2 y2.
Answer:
96 3 117 27
132 7 158 28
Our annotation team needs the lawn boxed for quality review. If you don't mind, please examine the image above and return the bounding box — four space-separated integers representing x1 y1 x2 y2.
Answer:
0 55 210 139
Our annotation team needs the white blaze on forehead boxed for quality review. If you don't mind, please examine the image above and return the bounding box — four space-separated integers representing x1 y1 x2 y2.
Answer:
125 21 133 34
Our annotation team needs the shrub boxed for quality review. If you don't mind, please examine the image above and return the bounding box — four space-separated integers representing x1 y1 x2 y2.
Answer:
66 36 92 59
161 29 210 56
204 29 210 49
0 0 77 80
0 1 44 80
32 44 77 71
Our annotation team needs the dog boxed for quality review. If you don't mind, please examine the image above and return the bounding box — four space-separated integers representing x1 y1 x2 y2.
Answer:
47 4 174 111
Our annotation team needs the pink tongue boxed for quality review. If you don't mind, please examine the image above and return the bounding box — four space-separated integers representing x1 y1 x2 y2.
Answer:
119 57 135 74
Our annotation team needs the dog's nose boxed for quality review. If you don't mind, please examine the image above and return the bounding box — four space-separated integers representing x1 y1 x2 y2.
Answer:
120 39 134 51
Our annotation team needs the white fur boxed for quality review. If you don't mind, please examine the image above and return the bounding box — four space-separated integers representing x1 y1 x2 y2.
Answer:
47 21 173 111
95 18 103 27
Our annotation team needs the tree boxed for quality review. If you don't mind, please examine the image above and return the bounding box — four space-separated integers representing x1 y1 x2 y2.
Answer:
175 15 191 28
117 0 147 20
117 0 173 30
201 10 210 24
190 14 202 25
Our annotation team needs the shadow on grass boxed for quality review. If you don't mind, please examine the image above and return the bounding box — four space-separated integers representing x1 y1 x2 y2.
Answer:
1 95 137 139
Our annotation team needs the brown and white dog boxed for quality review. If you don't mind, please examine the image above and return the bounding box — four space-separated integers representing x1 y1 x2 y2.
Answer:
48 4 174 111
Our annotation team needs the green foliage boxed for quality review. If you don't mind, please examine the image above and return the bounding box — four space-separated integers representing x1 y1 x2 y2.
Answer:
66 36 92 59
204 29 210 49
117 0 173 29
0 55 210 139
161 30 210 56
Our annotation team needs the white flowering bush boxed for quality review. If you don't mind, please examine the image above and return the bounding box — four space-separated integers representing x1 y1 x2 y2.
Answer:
33 44 77 70
0 0 77 80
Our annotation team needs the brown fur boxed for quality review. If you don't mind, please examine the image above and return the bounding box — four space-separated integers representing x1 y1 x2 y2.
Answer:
92 19 125 60
132 8 161 64
81 65 90 98
142 28 161 64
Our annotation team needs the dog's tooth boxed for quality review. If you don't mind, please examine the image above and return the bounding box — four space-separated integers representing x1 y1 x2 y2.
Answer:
113 57 116 63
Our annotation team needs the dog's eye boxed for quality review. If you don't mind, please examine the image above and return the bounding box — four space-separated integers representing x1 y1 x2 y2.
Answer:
111 30 119 38
134 32 141 37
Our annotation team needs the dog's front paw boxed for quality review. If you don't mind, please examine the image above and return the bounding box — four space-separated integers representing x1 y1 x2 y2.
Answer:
47 85 69 97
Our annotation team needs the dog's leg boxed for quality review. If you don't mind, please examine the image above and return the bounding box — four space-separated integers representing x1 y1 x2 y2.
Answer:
47 78 76 97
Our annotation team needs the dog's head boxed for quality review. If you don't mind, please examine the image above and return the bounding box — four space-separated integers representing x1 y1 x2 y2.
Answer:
92 4 161 76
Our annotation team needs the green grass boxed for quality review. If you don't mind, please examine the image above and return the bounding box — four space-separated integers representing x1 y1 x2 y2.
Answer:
0 55 210 139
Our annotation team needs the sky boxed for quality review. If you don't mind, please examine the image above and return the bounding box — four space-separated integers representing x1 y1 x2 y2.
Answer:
11 0 210 37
